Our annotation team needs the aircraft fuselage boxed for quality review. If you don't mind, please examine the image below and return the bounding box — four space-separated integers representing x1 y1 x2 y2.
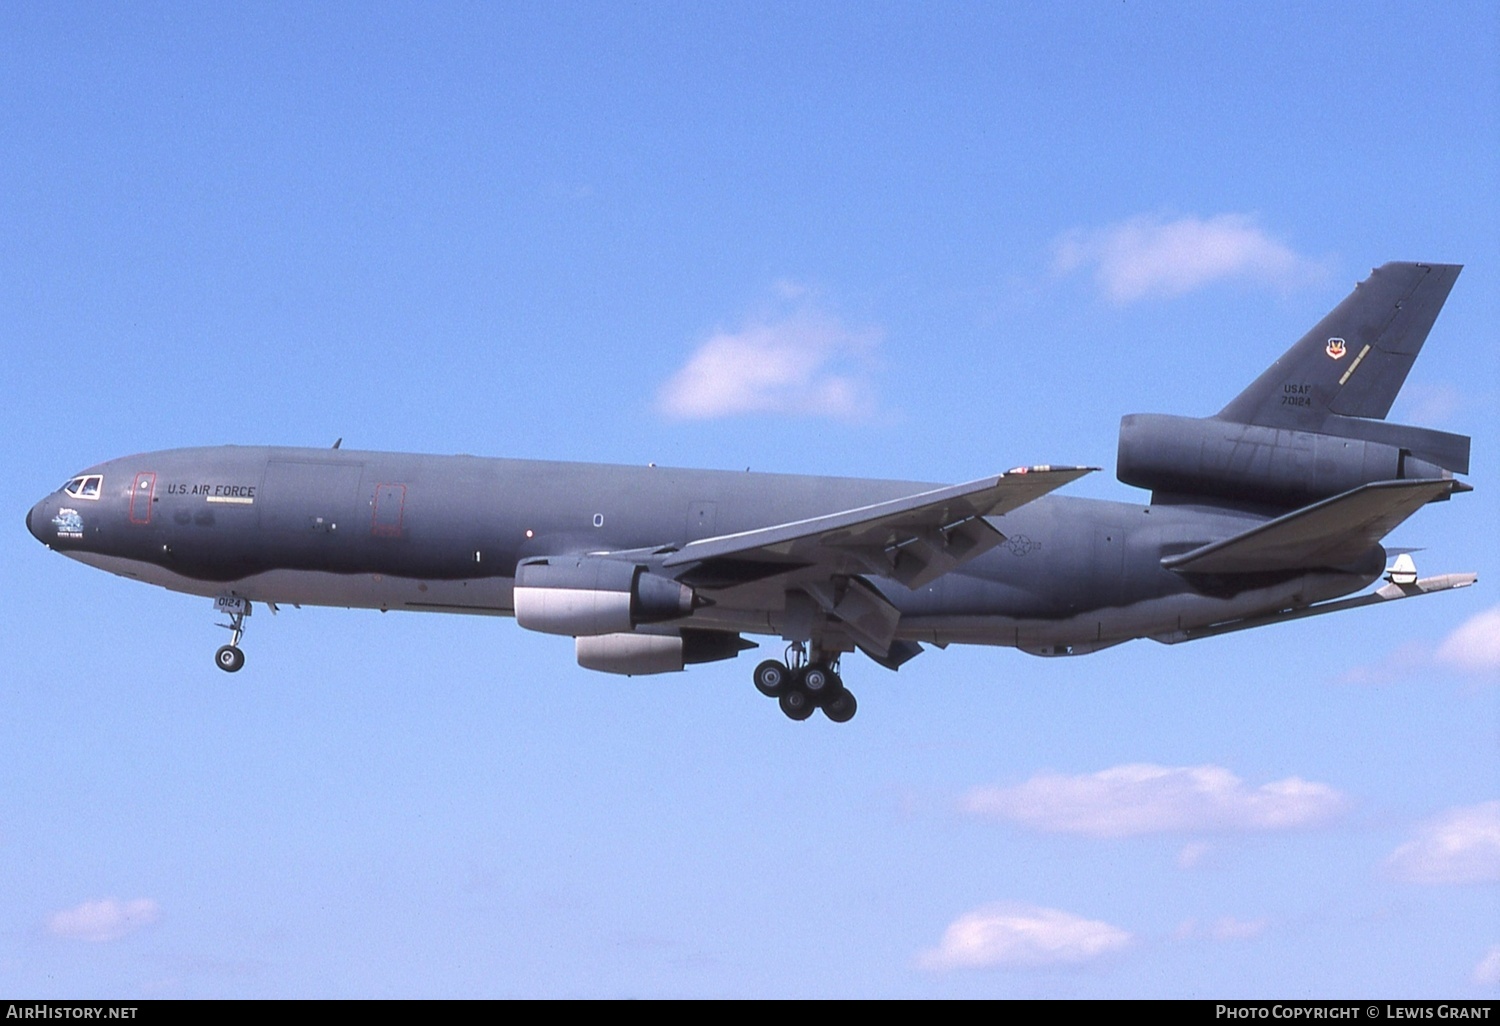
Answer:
26 445 1379 658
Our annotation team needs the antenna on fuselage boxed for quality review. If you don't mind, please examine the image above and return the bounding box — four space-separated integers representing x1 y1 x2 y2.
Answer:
332 438 342 449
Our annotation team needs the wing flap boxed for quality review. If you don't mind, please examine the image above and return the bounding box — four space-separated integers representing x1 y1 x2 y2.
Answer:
661 465 1095 587
1162 478 1458 574
801 575 903 656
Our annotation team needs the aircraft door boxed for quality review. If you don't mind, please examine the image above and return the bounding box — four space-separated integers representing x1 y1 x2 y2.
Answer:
129 472 156 524
372 484 407 537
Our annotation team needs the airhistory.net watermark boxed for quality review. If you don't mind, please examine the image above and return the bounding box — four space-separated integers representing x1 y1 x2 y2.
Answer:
6 1007 137 1020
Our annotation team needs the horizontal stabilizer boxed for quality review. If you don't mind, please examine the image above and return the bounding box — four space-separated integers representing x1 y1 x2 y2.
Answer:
1319 415 1470 475
664 465 1095 589
1151 570 1477 644
1162 478 1458 574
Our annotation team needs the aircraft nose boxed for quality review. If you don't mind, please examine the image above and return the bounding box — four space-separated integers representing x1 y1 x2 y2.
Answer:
26 499 48 545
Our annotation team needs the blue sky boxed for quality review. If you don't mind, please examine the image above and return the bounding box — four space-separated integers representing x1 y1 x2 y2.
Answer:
2 2 1497 998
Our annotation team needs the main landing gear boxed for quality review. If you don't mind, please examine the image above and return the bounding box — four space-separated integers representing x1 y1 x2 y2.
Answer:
213 595 250 673
752 645 858 723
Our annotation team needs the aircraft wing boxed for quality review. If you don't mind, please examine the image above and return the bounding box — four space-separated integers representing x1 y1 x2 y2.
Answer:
1161 478 1459 575
662 465 1095 590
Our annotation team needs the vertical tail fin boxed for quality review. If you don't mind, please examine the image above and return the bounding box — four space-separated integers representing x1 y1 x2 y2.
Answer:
1217 262 1462 429
1117 260 1471 507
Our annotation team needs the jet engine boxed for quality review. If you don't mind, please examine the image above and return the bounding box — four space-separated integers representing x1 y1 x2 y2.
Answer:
514 556 698 636
575 629 754 675
1117 413 1468 509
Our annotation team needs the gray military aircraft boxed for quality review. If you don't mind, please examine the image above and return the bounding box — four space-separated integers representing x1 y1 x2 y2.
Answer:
27 261 1477 722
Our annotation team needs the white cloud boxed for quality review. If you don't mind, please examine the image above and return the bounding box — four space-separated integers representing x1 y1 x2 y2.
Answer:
1052 213 1321 303
1175 841 1214 869
1436 606 1500 675
1474 945 1500 987
656 299 881 421
48 898 160 942
1337 611 1499 687
1386 801 1500 885
771 278 811 301
961 763 1344 838
1173 916 1269 942
917 903 1131 971
1333 640 1431 688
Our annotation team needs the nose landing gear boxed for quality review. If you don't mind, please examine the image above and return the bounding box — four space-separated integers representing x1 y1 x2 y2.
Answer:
213 595 251 673
752 645 857 723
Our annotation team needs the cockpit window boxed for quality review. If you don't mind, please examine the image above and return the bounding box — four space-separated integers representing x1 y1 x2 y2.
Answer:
62 475 103 500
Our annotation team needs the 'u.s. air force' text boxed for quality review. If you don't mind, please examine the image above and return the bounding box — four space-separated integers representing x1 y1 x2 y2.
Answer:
164 482 256 499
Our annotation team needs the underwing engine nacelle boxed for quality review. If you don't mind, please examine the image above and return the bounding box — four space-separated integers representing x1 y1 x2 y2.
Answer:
514 556 698 636
576 629 756 675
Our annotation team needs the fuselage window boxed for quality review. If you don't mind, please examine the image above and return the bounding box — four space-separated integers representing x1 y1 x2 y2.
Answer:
62 475 103 500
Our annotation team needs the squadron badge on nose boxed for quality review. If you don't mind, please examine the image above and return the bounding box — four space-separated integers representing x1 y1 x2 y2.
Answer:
52 508 83 539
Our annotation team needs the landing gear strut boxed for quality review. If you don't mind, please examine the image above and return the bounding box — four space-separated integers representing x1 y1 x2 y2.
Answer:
752 644 857 723
213 595 250 673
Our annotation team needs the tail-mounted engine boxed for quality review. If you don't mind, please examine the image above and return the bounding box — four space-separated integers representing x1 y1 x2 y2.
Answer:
1117 413 1470 508
514 555 698 636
